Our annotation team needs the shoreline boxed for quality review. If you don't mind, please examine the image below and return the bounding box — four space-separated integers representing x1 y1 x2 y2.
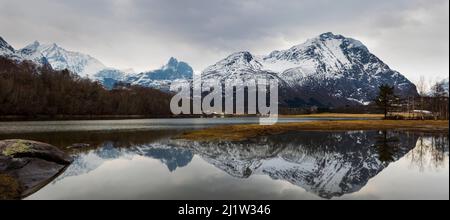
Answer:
179 120 450 142
0 115 191 122
0 113 383 122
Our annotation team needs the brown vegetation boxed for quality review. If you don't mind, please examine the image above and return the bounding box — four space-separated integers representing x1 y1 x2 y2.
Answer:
179 120 449 142
280 113 384 119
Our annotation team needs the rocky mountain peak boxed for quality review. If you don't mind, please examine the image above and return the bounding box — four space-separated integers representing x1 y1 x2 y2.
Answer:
167 57 179 67
0 36 15 52
202 32 418 107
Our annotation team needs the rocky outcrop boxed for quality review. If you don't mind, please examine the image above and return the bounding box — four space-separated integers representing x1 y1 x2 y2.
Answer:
0 140 72 199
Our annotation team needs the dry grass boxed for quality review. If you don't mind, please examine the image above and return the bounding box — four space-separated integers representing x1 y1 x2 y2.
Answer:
280 113 384 119
179 120 449 142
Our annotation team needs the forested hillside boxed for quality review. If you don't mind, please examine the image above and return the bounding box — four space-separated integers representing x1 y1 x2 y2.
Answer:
0 57 172 118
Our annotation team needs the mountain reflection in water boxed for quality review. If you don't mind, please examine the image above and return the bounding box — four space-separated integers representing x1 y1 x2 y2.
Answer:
23 129 448 199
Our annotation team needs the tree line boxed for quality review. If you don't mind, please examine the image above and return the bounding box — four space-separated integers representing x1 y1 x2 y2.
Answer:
0 57 172 118
375 81 449 120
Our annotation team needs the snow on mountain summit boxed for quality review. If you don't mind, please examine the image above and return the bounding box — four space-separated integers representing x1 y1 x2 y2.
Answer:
2 33 419 102
0 36 18 60
125 57 194 90
2 37 193 90
261 32 365 73
20 41 106 78
203 52 263 80
202 32 418 107
0 36 15 53
0 36 49 67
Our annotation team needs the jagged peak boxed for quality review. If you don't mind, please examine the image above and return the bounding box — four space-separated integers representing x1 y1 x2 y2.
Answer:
313 32 368 50
0 36 15 52
265 32 369 62
202 51 263 75
30 40 41 47
0 36 9 45
20 40 41 53
44 42 62 50
225 51 254 63
162 57 193 72
318 32 345 40
167 57 179 65
30 42 62 54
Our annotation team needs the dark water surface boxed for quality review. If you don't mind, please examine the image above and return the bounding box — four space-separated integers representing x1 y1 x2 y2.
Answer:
0 119 448 200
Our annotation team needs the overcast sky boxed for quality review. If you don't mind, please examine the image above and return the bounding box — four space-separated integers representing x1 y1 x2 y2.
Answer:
0 0 448 83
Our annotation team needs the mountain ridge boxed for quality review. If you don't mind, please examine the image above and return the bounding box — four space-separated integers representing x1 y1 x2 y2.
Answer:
125 57 194 91
0 36 50 67
0 36 194 90
1 33 419 106
19 41 107 78
202 32 418 107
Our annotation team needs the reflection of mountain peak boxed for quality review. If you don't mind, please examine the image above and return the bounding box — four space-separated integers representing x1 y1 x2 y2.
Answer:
58 142 194 180
52 130 437 199
134 143 193 172
173 131 418 199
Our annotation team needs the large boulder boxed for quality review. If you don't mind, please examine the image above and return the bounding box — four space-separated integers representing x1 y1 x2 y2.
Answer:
0 140 72 199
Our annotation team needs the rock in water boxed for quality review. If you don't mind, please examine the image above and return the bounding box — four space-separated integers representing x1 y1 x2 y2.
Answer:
0 139 73 199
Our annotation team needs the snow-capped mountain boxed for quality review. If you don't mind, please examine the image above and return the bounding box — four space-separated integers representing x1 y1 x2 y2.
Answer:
93 68 129 89
2 36 193 90
19 41 106 78
202 32 418 107
202 51 279 84
126 57 193 91
0 36 16 57
3 33 419 101
1 37 135 88
0 36 49 66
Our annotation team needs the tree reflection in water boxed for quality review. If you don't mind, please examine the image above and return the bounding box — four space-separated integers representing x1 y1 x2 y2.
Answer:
408 134 449 172
374 130 400 163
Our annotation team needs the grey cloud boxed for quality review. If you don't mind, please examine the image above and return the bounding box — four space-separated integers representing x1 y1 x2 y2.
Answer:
0 0 448 82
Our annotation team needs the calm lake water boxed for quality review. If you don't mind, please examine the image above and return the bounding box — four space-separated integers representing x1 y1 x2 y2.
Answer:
0 118 448 200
